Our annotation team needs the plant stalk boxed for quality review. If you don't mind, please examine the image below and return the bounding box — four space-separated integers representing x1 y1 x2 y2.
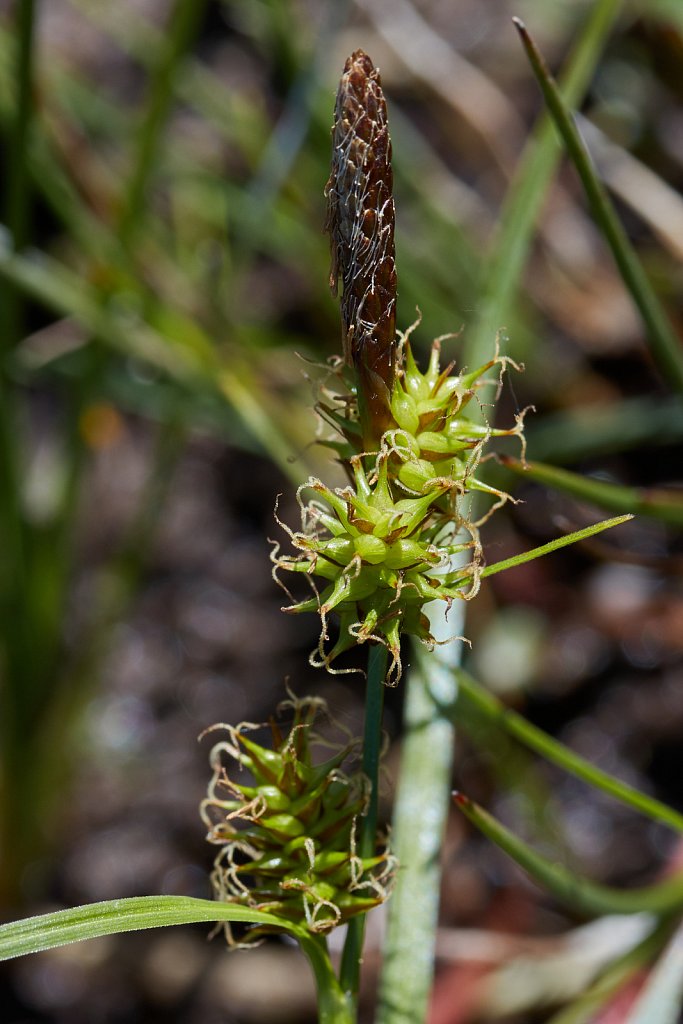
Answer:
377 598 464 1024
339 642 387 1002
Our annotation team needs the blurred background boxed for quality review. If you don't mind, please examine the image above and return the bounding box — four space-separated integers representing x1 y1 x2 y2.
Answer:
0 0 682 1021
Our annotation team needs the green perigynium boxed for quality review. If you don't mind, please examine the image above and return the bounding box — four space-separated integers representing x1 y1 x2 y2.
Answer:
272 326 528 683
201 693 394 943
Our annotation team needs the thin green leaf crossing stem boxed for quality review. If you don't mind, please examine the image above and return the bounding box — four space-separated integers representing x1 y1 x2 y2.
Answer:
454 670 683 834
513 17 683 394
0 896 285 960
0 896 353 1024
477 514 632 581
464 0 624 372
453 794 683 917
339 642 388 1001
502 457 683 527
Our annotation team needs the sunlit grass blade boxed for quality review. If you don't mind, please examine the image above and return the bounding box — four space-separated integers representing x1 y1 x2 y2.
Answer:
452 793 683 917
502 457 683 527
0 896 352 1024
453 670 683 833
478 514 632 582
513 17 683 393
0 895 287 960
464 0 623 371
625 922 683 1024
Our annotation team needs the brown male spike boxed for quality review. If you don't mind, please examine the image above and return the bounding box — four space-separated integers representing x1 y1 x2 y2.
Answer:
325 50 397 448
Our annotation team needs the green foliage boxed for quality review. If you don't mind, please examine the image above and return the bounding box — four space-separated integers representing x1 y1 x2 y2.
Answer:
0 1 682 1023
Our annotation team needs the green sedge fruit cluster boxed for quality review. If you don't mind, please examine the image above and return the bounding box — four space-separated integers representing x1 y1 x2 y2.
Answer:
201 694 394 942
273 328 527 683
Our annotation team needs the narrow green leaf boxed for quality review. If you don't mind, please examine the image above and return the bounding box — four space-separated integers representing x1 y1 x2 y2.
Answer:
479 514 632 581
454 670 683 833
0 896 353 1024
502 457 683 527
526 396 683 465
0 895 291 961
513 17 683 393
465 0 624 371
453 793 683 916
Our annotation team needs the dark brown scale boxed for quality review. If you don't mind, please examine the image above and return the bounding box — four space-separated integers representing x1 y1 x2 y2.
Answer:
325 50 397 446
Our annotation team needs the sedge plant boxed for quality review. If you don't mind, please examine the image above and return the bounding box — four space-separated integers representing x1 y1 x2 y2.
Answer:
2 11 683 1024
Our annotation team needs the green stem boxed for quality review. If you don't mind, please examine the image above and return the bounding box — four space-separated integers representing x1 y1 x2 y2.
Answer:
339 642 387 1002
299 933 354 1024
514 17 683 393
454 669 683 833
377 599 464 1024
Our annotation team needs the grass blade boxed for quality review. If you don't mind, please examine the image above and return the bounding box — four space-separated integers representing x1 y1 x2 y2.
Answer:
464 0 624 371
0 895 292 960
0 896 352 1024
453 670 683 833
476 514 632 582
453 793 683 917
502 457 683 526
513 17 683 393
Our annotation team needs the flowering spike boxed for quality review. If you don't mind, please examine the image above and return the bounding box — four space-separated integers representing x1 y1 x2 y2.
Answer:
325 49 397 447
201 696 394 943
275 324 525 682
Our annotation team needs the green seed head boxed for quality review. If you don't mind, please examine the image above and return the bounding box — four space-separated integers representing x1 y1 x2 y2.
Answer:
277 330 525 683
201 694 395 944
